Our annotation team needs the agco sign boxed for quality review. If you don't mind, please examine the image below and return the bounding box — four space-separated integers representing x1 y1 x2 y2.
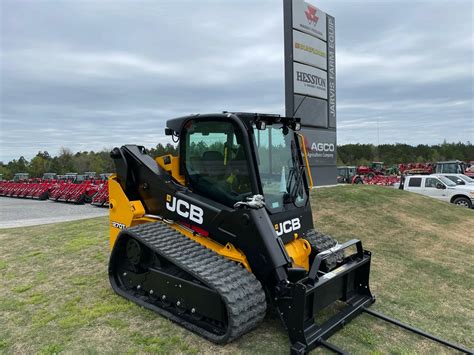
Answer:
311 142 335 152
307 140 335 162
302 130 337 165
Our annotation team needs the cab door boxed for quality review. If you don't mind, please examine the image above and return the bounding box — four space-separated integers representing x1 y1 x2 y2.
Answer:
404 177 423 194
181 119 255 208
423 177 449 201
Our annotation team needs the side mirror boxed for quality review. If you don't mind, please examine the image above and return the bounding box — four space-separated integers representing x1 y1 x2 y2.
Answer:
291 122 301 131
436 183 445 190
456 179 465 185
256 120 266 130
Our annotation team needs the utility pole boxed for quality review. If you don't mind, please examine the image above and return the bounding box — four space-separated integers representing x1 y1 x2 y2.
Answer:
377 117 380 147
376 117 380 160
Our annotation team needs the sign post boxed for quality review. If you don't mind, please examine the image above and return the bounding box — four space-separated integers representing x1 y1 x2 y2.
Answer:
284 0 336 186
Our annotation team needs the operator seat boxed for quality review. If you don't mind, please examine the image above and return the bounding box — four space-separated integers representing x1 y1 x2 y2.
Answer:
191 150 239 207
226 146 250 193
202 151 226 177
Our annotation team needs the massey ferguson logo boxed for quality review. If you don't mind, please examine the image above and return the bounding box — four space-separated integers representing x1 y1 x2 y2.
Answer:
166 195 204 225
305 5 319 26
275 218 301 237
311 142 335 152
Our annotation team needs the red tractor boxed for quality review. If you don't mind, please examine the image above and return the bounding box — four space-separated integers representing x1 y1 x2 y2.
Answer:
337 166 363 184
467 161 474 177
91 173 111 207
356 161 385 179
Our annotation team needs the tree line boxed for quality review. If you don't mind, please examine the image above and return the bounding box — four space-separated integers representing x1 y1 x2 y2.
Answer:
0 142 472 180
0 144 178 180
337 141 473 166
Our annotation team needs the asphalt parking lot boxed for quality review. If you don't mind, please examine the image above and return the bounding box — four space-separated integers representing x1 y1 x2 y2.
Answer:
0 198 108 229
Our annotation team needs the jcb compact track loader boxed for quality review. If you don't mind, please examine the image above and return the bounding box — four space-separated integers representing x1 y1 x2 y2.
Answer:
108 112 374 353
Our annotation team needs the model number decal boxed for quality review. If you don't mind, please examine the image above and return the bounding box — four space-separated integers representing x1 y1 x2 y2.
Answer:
111 221 126 230
166 195 204 225
275 218 301 236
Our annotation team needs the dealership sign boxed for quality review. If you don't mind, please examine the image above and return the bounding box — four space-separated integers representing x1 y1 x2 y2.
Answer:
302 129 337 165
293 62 327 99
293 30 327 70
284 0 336 184
327 15 336 127
284 0 335 127
292 0 327 40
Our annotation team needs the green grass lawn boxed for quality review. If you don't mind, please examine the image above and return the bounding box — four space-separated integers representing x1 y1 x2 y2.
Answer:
1 185 473 354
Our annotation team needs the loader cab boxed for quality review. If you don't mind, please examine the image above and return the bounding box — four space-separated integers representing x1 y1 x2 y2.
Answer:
65 173 78 183
13 173 29 182
84 171 97 179
372 161 385 172
100 173 112 181
167 113 310 215
337 166 357 183
42 173 57 180
436 160 466 174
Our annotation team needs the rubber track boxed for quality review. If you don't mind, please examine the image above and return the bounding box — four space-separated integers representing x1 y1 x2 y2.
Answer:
110 222 267 344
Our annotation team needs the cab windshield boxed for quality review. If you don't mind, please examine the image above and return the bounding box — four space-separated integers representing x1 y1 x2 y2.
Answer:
254 125 307 212
438 163 462 174
183 120 252 207
458 175 474 183
438 176 456 187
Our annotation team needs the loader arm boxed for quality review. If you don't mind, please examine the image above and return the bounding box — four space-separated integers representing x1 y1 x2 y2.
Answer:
109 143 292 284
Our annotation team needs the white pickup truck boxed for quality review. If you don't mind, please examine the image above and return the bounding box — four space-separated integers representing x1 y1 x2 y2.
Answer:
398 175 474 208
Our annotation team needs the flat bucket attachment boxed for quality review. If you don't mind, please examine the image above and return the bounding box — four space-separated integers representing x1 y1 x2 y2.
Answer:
278 239 374 354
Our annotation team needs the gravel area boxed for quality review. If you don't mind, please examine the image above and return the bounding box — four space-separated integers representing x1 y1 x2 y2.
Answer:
0 197 108 229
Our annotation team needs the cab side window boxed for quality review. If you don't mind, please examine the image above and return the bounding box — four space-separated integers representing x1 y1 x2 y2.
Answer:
444 175 463 185
183 121 251 207
408 177 422 187
425 178 439 188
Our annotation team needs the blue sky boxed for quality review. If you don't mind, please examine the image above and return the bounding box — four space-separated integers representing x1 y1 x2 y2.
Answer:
0 0 472 162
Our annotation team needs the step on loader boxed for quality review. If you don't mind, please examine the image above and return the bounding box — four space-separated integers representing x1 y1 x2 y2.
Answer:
107 112 472 354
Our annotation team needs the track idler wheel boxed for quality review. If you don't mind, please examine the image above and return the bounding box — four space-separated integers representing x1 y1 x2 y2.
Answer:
125 238 142 266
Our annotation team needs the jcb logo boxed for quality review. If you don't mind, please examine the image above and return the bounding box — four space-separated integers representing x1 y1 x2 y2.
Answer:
274 218 301 236
166 195 204 225
311 142 335 152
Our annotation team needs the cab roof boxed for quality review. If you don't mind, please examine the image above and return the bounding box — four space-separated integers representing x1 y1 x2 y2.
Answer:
165 112 300 135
